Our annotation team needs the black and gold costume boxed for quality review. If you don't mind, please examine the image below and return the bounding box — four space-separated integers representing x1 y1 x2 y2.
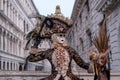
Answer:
26 46 89 80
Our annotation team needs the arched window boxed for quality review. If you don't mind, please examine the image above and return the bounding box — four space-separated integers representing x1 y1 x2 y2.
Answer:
79 38 84 51
24 20 26 32
19 64 22 71
86 29 92 47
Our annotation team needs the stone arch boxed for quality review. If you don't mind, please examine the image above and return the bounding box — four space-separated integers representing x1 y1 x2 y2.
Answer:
7 62 9 70
19 63 23 71
19 65 22 71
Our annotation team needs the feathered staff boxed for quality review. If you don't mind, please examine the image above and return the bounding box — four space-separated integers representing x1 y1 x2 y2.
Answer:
93 20 109 53
92 19 110 80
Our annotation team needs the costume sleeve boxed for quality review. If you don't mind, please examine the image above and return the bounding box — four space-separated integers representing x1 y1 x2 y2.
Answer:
69 47 89 70
28 49 52 62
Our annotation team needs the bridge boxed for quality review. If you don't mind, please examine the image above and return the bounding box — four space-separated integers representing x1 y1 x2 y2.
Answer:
0 71 120 80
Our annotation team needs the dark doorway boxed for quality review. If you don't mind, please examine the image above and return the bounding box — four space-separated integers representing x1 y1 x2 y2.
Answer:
19 63 23 71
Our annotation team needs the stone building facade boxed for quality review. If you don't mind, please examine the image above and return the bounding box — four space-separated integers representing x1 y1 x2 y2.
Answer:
0 0 42 71
67 0 120 71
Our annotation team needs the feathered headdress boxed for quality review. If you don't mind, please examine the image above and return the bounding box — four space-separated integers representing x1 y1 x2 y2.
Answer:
39 5 73 37
24 5 73 50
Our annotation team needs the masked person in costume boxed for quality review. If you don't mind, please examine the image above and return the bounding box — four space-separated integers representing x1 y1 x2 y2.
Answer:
24 6 93 80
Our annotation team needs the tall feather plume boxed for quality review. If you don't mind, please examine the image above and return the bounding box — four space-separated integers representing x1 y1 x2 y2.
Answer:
93 19 109 53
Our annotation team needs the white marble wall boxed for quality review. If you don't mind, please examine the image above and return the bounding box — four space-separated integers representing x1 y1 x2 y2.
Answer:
0 0 40 71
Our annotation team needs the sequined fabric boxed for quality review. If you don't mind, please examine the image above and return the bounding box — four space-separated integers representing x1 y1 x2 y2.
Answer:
52 46 70 79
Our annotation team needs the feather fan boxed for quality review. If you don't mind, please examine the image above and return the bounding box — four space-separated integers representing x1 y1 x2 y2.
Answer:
92 19 109 53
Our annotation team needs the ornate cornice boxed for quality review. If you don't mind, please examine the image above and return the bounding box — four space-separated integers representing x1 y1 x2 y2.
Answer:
71 0 86 23
31 0 39 14
0 50 25 62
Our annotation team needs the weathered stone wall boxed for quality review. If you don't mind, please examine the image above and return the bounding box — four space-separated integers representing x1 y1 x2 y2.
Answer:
67 0 120 71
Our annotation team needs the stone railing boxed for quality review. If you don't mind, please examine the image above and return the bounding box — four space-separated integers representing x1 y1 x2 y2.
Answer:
0 71 120 80
79 72 120 80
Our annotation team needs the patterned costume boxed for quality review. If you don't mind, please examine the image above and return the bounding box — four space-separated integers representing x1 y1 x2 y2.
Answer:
27 46 89 80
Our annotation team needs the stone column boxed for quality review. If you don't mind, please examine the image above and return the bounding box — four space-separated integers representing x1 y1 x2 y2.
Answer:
13 62 15 70
4 0 8 15
15 62 17 70
13 8 15 23
12 37 14 54
10 36 13 54
1 29 4 50
14 38 16 55
8 34 11 53
5 31 8 52
16 63 19 71
15 39 18 55
1 60 3 70
19 41 21 56
8 61 11 70
13 39 16 55
14 11 16 25
8 35 11 53
5 61 7 70
10 5 12 19
10 5 13 22
16 40 18 56
6 34 9 52
12 62 14 70
16 12 18 27
7 1 10 18
0 0 3 10
12 37 14 55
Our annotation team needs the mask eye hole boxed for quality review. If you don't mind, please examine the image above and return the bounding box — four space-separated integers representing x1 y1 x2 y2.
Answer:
59 34 62 37
59 34 65 37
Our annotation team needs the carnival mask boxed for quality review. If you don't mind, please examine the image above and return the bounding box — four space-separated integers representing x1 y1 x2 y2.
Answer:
51 33 67 47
